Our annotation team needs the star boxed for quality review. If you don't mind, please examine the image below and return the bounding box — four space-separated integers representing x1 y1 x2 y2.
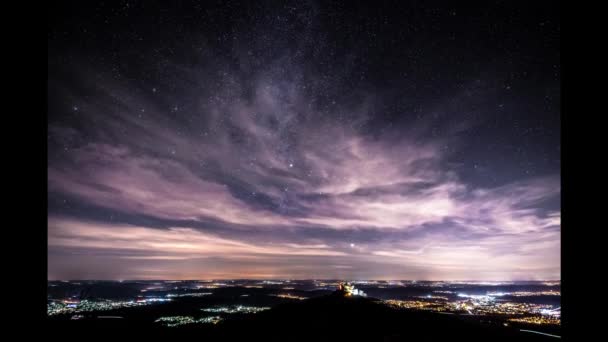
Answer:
47 1 560 281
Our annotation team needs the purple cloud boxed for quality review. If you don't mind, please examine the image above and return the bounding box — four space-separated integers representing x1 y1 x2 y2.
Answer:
48 64 560 281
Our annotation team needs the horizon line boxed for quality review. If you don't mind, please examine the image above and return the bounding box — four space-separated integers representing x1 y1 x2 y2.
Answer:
48 278 561 282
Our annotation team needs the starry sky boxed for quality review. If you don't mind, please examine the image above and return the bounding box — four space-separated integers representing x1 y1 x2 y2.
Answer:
48 1 560 281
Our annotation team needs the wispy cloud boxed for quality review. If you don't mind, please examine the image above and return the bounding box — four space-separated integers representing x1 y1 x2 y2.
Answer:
47 63 560 280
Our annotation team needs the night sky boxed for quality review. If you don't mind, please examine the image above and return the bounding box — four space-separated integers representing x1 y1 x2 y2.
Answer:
48 1 560 281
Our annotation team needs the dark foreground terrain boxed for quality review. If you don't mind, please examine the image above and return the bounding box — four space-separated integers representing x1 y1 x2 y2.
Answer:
48 292 559 341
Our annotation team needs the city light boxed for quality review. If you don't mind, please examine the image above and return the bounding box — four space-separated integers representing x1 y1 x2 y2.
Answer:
271 293 307 300
166 292 212 298
47 298 172 316
201 305 271 314
155 316 222 327
383 294 560 326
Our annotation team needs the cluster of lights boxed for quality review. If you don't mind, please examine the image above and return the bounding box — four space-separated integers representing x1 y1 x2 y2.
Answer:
384 299 449 312
541 281 561 286
452 300 556 316
454 290 560 303
271 293 306 300
449 281 516 286
486 290 560 297
260 280 284 285
140 286 166 292
416 295 449 301
155 315 222 327
166 292 213 298
351 280 377 285
539 307 561 317
509 316 560 325
383 296 560 325
193 282 233 289
201 305 271 314
138 297 172 303
48 298 171 316
457 293 495 301
314 281 342 288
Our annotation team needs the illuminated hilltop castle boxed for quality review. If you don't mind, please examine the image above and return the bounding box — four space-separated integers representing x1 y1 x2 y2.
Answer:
337 282 367 297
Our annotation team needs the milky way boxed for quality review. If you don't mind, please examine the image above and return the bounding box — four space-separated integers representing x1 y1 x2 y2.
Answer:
48 1 560 280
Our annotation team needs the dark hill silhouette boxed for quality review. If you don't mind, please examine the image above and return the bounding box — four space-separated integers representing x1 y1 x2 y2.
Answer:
48 291 559 341
211 292 558 341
